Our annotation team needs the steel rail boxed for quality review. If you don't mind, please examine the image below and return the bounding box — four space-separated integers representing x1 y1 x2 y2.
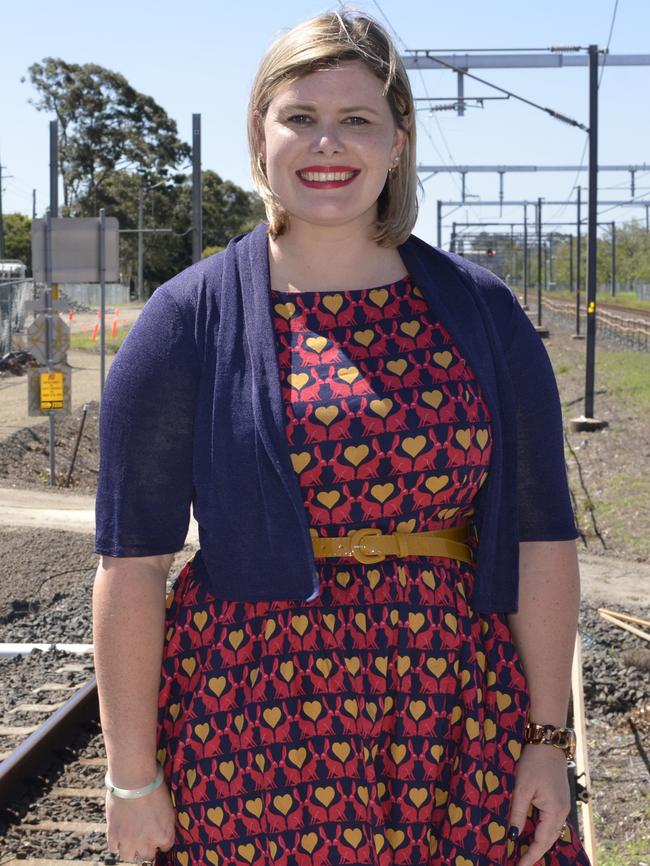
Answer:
0 676 98 809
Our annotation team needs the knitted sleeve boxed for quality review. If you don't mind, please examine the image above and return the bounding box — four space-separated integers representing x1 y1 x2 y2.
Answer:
505 295 579 542
94 284 200 557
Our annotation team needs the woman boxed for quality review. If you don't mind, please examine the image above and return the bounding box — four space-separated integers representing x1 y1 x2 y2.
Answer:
93 11 592 866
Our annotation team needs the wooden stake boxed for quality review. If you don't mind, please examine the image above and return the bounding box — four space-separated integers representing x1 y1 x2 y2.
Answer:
596 607 650 630
571 631 597 864
597 609 650 643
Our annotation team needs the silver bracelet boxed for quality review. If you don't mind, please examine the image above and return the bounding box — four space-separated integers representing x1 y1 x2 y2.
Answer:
105 763 164 799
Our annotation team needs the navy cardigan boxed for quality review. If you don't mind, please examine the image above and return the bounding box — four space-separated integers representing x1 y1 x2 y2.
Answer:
95 222 578 613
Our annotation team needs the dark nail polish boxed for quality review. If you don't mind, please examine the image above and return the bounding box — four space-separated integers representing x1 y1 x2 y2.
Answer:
507 825 520 840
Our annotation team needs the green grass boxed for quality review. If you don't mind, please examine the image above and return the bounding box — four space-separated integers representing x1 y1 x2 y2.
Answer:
70 326 131 353
535 288 650 311
597 837 650 866
597 350 650 413
593 472 650 559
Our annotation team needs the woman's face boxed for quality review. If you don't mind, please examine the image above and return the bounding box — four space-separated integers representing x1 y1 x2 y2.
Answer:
259 60 406 235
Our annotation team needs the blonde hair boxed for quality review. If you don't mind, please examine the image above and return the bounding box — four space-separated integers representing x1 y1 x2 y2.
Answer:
247 9 418 247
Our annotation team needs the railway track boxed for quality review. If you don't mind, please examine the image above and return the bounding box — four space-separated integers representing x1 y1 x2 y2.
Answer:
520 293 650 350
0 651 124 866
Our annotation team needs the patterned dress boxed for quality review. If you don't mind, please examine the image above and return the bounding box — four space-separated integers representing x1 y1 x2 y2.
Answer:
156 276 591 866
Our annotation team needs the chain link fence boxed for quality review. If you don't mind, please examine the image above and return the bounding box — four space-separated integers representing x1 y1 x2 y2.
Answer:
0 279 36 355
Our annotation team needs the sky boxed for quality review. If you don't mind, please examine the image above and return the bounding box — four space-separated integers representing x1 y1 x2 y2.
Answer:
2 0 649 248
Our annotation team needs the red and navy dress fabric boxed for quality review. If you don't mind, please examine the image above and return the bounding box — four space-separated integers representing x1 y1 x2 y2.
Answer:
156 277 591 866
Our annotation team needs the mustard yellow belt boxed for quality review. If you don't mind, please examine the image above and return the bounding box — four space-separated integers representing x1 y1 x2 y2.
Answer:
312 524 475 565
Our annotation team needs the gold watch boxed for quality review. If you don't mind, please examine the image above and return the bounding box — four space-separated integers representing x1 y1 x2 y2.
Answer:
524 720 576 761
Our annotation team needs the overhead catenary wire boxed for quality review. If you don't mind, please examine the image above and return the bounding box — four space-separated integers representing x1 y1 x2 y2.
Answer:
370 0 485 225
552 0 621 218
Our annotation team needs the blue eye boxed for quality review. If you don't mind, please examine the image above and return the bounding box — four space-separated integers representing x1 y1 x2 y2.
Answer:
286 115 313 124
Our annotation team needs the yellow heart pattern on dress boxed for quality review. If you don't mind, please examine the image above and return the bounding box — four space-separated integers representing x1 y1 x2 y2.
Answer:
178 813 191 832
193 611 208 632
273 302 296 320
316 490 340 510
409 611 426 633
344 444 369 466
444 612 458 634
288 747 307 768
390 742 407 764
208 676 226 698
322 294 343 314
408 699 427 720
181 658 196 677
496 691 512 710
488 822 506 843
332 742 351 762
465 717 480 739
369 398 393 417
408 787 429 807
288 373 310 391
448 803 463 825
433 350 453 369
455 429 472 450
290 451 311 473
387 828 406 850
343 828 363 849
206 850 219 866
218 760 235 781
228 629 244 650
314 785 336 806
422 389 443 408
280 660 294 682
353 329 375 347
315 657 333 678
262 707 282 729
206 806 223 826
370 482 394 503
400 320 421 338
194 722 210 743
273 793 294 815
402 435 426 457
236 843 256 864
300 833 319 853
246 797 263 817
427 657 447 678
303 700 323 721
369 288 389 307
305 335 328 353
315 405 339 426
485 771 500 792
338 365 360 383
291 614 309 636
425 474 448 495
387 358 407 376
477 429 489 450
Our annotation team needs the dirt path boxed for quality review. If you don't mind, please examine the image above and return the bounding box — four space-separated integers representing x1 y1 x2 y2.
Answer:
0 485 645 608
0 350 115 442
0 485 199 545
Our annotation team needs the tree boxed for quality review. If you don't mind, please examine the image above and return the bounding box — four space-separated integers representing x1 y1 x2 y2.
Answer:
25 58 190 212
2 214 32 269
72 169 264 292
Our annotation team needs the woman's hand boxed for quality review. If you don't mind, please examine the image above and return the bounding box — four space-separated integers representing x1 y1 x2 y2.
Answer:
106 781 176 862
507 743 571 866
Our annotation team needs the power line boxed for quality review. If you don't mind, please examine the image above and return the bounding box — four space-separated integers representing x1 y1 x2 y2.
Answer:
599 0 620 87
370 0 484 223
553 0 620 218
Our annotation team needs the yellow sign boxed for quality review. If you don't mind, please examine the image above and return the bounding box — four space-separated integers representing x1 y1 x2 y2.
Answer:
588 301 596 314
51 283 60 301
40 371 65 410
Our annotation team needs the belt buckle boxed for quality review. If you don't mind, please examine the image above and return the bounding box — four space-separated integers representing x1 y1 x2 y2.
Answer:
349 527 385 564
